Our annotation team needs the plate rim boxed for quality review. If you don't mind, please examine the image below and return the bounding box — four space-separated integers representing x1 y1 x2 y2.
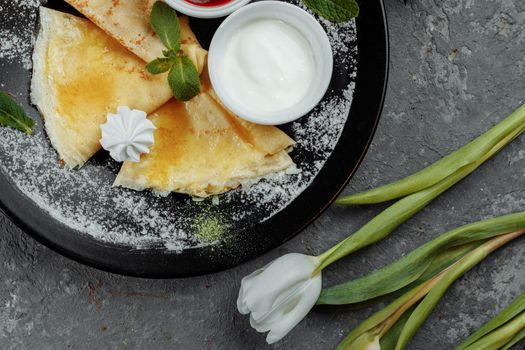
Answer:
0 0 389 278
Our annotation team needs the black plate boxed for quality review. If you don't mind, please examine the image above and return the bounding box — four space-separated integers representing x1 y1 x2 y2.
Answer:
0 0 388 278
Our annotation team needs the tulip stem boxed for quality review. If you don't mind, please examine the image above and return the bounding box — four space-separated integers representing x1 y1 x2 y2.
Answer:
315 106 525 275
460 312 525 350
377 270 447 337
336 103 525 205
456 288 525 350
337 229 525 350
394 229 525 350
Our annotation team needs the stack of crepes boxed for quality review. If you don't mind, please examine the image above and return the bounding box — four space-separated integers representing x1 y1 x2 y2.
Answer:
31 0 295 198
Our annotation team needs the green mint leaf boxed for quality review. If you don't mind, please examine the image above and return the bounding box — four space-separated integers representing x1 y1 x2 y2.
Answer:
146 58 173 74
168 56 201 101
0 92 34 134
150 1 181 52
303 0 360 23
163 49 179 60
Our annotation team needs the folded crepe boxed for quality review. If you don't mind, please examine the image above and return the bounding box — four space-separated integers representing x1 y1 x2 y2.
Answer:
36 1 295 197
64 0 207 66
31 7 207 168
31 7 173 168
115 72 295 197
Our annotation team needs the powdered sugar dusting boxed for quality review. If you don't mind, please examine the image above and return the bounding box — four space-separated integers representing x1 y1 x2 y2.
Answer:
0 1 357 252
0 0 45 70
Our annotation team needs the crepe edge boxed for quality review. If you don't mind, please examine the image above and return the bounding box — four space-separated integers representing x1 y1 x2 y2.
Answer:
30 7 91 169
113 151 295 198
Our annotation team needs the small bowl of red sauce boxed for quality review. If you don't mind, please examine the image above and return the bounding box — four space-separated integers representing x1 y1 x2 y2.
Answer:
164 0 252 18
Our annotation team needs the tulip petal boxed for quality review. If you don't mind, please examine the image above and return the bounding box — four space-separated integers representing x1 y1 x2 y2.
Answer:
266 274 322 344
237 267 266 314
237 253 322 344
243 254 316 314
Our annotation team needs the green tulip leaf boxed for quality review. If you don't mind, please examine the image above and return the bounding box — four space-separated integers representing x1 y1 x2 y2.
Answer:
319 212 525 305
379 305 417 350
337 103 525 205
457 292 525 350
396 241 494 350
501 322 525 350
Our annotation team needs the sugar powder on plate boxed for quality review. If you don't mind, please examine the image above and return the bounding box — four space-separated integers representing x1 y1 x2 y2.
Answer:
0 0 358 252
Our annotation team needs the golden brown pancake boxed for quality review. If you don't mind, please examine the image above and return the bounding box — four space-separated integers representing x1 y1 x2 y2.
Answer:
63 0 208 72
31 7 174 168
36 2 296 197
114 94 295 197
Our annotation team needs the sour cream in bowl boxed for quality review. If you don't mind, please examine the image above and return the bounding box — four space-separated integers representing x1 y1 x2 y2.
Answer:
208 1 333 125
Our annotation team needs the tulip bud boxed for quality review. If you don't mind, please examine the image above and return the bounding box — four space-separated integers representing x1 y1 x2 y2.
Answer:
237 253 322 344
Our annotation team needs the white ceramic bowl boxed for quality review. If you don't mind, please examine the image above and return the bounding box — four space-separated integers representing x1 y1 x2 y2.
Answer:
208 1 333 125
164 0 252 19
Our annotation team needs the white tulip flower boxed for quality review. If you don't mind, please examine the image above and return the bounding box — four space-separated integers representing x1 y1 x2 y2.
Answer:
368 337 381 350
237 253 322 344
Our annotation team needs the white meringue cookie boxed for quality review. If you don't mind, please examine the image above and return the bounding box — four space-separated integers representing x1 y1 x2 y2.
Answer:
100 106 156 163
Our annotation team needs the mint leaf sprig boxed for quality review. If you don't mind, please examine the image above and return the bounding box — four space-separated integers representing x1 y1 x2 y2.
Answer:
146 1 200 101
0 92 35 134
303 0 360 23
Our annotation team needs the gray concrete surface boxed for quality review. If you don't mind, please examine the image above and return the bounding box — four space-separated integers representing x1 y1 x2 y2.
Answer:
2 0 525 349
